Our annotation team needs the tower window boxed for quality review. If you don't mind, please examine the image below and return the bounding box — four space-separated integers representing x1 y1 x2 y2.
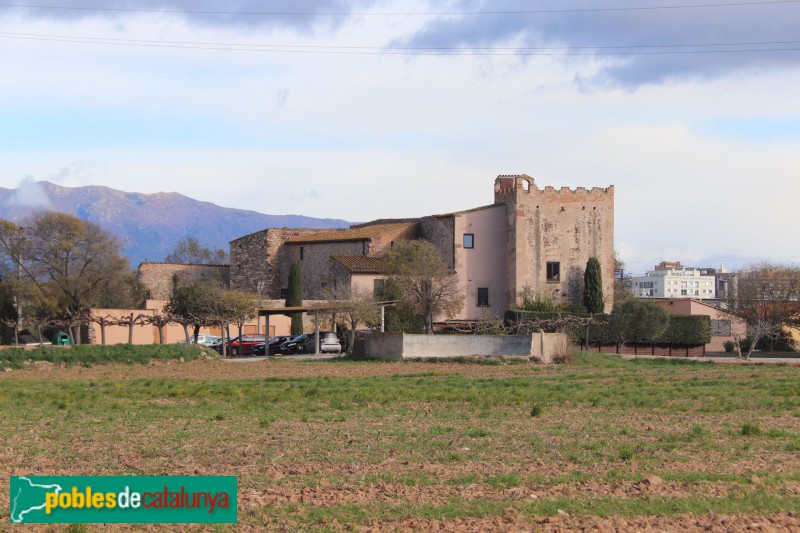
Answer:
546 262 560 282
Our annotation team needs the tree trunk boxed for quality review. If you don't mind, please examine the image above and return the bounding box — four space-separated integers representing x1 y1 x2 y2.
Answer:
100 320 107 345
128 313 134 345
183 324 190 342
193 325 200 344
157 325 164 344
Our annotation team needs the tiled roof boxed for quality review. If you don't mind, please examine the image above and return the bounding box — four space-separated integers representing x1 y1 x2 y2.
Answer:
331 255 389 274
286 222 417 244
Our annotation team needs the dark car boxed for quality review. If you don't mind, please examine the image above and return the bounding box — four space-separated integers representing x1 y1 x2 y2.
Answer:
251 335 294 356
278 334 312 355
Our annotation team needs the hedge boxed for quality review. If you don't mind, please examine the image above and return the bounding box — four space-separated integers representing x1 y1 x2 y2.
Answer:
505 310 712 346
0 344 212 370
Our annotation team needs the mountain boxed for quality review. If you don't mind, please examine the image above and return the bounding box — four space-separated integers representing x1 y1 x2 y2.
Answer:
0 181 350 268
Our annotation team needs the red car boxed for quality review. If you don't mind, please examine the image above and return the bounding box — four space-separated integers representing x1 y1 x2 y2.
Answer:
227 334 266 356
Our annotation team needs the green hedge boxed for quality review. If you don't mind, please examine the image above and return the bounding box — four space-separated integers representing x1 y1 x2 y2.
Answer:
505 310 711 346
0 344 212 370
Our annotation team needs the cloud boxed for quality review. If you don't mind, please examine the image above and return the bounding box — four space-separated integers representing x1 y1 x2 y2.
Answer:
276 89 290 108
396 0 800 88
8 176 52 208
0 0 368 31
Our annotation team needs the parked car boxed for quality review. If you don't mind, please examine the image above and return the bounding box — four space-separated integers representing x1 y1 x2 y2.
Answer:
252 335 294 356
227 334 266 356
280 332 342 355
176 335 220 346
278 334 311 355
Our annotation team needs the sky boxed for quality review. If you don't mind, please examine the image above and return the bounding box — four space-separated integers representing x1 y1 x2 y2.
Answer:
1 0 799 275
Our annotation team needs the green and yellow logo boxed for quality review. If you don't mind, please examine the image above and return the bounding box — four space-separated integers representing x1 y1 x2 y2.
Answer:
10 476 237 524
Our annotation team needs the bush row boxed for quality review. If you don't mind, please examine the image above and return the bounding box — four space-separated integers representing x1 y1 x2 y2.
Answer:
505 310 712 346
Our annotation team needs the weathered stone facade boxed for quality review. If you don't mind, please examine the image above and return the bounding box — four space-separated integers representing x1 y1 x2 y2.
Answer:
138 262 230 300
229 228 329 298
494 175 614 309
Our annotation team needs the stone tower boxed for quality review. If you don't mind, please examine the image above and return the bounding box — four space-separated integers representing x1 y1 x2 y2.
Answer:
494 175 615 310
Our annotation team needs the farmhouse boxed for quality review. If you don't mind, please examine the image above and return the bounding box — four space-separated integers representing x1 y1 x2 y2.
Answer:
229 175 615 322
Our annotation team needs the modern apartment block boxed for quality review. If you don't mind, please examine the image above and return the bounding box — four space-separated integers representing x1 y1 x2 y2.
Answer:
631 263 716 299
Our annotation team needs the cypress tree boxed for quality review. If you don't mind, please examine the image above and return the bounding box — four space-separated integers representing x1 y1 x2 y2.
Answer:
583 256 604 314
286 260 304 336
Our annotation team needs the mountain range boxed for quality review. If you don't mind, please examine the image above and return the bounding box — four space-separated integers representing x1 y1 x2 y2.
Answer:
0 181 350 268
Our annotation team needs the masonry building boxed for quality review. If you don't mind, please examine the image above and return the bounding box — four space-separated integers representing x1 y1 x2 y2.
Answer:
229 174 615 321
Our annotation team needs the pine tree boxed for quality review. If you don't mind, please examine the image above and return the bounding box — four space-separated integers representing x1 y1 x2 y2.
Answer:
286 260 304 336
583 256 604 314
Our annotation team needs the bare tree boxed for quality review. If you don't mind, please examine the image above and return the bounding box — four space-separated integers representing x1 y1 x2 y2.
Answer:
385 240 464 334
721 263 800 359
324 285 380 354
144 313 173 344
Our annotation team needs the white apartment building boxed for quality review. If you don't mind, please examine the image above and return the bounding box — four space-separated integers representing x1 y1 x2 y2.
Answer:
631 267 716 299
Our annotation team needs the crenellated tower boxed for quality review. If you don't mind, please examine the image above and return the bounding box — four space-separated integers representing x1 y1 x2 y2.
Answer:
494 175 615 310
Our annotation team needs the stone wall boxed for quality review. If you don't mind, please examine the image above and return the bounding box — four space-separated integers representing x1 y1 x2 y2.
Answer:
494 175 615 310
282 241 364 299
419 216 455 268
229 228 327 297
138 262 230 300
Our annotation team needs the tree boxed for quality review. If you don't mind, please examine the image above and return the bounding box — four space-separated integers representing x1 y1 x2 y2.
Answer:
721 263 800 359
612 250 630 305
164 236 229 265
385 240 464 334
285 260 304 336
608 298 669 353
164 284 213 343
325 285 380 354
583 256 604 314
0 212 130 343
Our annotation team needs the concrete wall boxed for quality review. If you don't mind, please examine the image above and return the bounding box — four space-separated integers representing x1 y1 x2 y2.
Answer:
138 263 230 300
361 332 567 362
494 175 614 310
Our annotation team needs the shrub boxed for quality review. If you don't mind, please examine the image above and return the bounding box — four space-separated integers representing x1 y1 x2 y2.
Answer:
723 341 735 353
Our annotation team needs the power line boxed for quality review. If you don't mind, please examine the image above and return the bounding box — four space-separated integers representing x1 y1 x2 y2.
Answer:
3 31 799 52
2 31 800 56
0 0 798 16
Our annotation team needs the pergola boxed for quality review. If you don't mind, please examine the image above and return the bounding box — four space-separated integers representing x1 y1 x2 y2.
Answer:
257 301 397 355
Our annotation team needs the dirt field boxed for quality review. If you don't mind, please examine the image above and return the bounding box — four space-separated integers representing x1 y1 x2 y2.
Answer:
1 355 798 531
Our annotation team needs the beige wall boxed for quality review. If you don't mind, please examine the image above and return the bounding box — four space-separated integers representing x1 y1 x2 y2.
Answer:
453 205 507 319
652 299 747 353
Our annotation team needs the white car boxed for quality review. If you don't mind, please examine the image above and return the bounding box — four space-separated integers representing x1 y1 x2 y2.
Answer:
177 335 221 346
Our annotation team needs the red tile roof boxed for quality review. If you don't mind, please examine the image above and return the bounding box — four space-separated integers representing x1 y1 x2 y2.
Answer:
286 222 417 244
331 255 389 273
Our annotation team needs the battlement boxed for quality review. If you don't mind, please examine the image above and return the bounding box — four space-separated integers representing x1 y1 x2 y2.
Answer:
494 175 613 205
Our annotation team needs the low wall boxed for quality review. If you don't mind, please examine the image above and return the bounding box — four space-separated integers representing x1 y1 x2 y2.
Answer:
360 332 568 362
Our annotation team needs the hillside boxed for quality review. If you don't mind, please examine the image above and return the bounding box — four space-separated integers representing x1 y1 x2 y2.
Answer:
0 181 350 267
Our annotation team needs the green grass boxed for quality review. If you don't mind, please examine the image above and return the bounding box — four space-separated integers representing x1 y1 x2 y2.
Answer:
0 352 798 528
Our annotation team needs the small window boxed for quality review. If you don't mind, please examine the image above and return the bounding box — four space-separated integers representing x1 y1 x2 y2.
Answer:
300 246 304 260
463 233 474 249
477 287 489 307
711 319 731 336
374 279 385 299
280 288 288 299
546 262 560 282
